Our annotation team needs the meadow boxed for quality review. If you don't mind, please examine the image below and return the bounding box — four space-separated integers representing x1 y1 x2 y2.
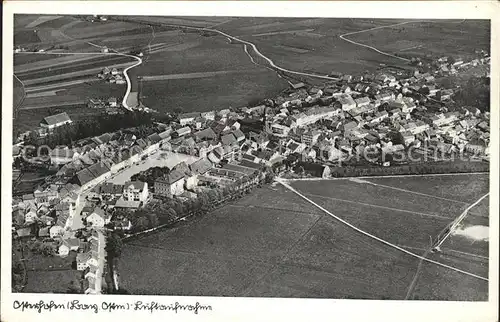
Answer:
119 173 489 299
347 20 490 60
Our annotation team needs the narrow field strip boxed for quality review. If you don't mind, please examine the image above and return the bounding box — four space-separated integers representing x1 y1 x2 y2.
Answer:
283 172 489 182
25 77 97 92
444 249 489 261
13 74 27 115
302 192 451 220
359 181 468 204
252 28 315 37
397 245 488 261
228 204 317 215
278 179 488 281
141 70 260 81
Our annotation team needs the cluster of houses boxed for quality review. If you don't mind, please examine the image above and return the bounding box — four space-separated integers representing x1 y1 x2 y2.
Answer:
262 66 490 165
98 67 126 84
87 97 119 109
413 51 491 77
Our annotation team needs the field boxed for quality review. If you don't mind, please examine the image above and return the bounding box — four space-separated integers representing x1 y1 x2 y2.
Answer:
119 173 489 299
13 76 25 117
12 171 48 196
348 20 490 60
12 15 490 133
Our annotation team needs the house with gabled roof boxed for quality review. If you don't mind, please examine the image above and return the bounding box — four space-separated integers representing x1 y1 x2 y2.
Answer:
40 112 72 130
98 183 124 198
207 146 224 164
85 207 110 228
58 238 81 257
221 133 238 146
72 168 97 192
232 129 246 143
194 128 217 141
77 251 99 271
354 96 371 107
176 126 191 137
189 158 212 176
179 112 201 126
123 181 149 203
154 165 187 196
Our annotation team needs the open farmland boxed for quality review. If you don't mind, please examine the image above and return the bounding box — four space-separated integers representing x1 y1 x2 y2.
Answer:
14 53 69 68
346 20 490 60
21 81 125 109
141 70 286 112
119 173 489 299
12 15 490 131
14 105 104 134
16 55 133 80
135 34 288 112
24 270 82 294
13 76 25 113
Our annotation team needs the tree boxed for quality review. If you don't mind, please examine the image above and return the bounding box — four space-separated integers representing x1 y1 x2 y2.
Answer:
166 208 177 221
173 106 183 115
386 131 405 145
134 216 149 231
40 243 54 256
419 86 430 95
31 240 43 253
147 213 159 228
67 281 81 294
105 233 124 258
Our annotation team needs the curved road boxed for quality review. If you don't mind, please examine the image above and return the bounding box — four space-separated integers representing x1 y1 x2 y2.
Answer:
60 31 144 110
144 22 341 81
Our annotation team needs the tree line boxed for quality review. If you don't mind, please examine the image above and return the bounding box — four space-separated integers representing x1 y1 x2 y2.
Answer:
23 111 155 148
110 166 275 234
330 160 489 178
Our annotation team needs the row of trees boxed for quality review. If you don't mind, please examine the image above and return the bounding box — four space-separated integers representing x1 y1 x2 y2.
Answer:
330 160 489 178
453 77 490 113
23 111 155 148
130 166 171 188
29 240 56 256
115 166 275 234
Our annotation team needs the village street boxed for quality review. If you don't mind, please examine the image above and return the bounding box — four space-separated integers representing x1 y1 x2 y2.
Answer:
95 229 106 294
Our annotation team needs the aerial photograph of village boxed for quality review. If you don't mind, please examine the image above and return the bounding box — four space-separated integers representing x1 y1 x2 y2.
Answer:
11 14 490 300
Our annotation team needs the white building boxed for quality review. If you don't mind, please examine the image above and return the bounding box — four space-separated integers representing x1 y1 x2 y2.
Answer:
86 208 110 228
123 181 149 202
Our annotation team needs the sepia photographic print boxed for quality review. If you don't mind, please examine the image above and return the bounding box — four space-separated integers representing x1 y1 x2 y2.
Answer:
2 2 499 322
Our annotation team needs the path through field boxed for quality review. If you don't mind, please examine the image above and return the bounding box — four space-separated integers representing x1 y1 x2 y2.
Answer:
338 21 420 62
277 178 488 282
339 19 468 62
124 19 342 82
